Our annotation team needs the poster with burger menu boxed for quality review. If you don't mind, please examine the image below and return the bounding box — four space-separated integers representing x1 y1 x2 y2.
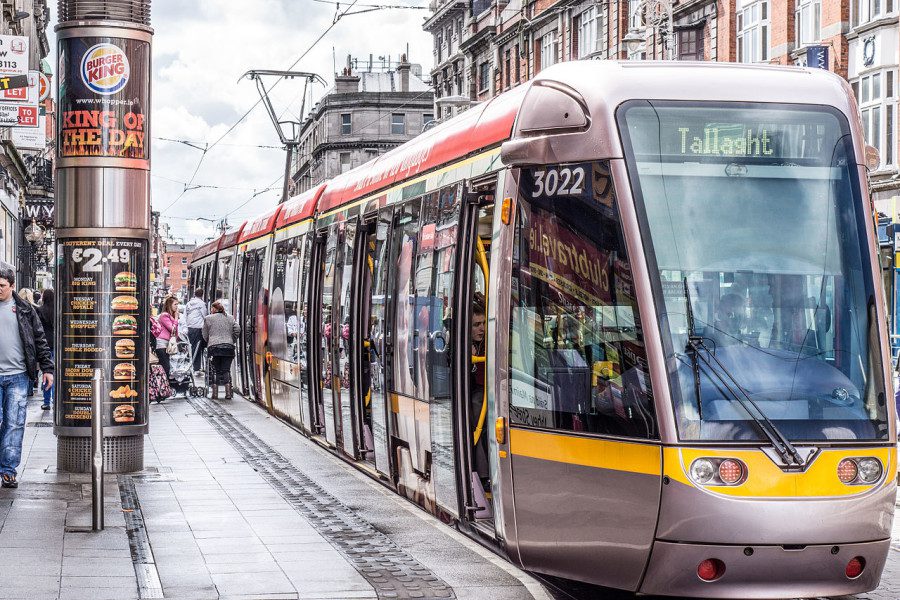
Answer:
57 237 147 429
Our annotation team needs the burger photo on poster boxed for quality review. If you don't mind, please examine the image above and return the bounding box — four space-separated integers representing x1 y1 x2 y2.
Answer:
111 295 138 311
113 404 135 423
115 338 135 358
115 271 137 292
113 362 135 381
113 314 137 336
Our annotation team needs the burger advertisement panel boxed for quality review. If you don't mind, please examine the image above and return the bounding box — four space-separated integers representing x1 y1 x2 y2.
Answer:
57 237 147 429
57 35 149 164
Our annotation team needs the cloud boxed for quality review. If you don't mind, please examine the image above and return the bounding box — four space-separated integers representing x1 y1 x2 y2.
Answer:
53 0 433 243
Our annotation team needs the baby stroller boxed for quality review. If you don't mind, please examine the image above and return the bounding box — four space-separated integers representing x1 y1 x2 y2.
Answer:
169 329 207 398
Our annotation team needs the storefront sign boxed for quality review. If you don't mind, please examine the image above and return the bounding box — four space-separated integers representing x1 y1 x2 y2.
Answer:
0 35 29 75
58 36 149 163
57 238 147 429
0 104 37 127
806 45 829 70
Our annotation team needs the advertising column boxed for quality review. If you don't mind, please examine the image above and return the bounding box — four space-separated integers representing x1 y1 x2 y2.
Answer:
55 2 152 473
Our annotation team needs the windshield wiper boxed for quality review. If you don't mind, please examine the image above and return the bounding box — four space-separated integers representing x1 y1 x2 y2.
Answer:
682 279 804 466
683 279 703 420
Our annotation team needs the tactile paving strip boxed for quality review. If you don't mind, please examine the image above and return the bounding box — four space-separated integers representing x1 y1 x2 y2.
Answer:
189 397 456 600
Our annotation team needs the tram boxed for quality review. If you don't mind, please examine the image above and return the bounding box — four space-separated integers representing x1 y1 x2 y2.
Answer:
188 61 897 598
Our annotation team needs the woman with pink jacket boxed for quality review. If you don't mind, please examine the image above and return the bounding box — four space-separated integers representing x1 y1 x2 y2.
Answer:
154 296 179 378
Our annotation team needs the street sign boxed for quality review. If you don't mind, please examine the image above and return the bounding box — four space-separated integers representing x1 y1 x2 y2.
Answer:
38 73 49 101
0 35 28 75
806 45 829 70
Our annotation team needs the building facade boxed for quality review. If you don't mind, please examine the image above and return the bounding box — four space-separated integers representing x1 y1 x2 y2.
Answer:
163 243 195 302
290 56 435 195
0 1 52 273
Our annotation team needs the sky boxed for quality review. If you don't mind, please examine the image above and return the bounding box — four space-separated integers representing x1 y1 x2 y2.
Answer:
52 0 434 244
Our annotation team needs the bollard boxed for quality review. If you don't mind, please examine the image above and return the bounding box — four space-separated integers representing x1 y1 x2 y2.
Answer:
91 368 104 531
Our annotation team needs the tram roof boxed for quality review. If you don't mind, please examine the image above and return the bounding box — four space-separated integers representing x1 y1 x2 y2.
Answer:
192 236 222 262
316 84 526 213
277 183 326 229
218 223 245 250
239 204 284 244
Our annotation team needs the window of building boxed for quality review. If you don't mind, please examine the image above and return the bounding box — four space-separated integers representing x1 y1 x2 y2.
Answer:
446 25 454 54
436 31 443 63
340 152 352 173
423 113 434 126
504 49 511 88
478 61 490 92
514 44 521 82
857 69 897 168
181 270 187 279
540 31 558 70
181 257 187 264
795 0 821 46
677 27 703 60
853 0 890 26
340 113 351 135
391 113 405 135
578 7 599 58
736 0 769 63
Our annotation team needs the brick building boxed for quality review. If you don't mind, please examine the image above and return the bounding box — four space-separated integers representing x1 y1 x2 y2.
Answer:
424 0 900 198
163 243 195 302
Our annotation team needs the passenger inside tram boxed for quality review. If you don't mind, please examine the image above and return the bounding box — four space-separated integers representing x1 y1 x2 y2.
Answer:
470 293 489 489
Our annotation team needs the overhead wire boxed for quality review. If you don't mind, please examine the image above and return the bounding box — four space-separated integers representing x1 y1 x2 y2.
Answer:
161 0 361 215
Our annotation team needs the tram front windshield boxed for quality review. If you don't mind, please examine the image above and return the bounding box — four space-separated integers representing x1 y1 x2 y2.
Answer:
620 102 889 442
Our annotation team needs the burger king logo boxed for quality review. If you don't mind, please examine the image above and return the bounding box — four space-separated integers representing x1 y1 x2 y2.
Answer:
81 43 129 95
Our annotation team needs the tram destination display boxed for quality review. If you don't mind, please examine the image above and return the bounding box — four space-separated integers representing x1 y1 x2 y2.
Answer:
58 238 147 429
57 36 149 163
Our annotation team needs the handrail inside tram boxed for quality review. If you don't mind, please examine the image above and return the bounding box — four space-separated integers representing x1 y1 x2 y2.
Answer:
473 234 490 446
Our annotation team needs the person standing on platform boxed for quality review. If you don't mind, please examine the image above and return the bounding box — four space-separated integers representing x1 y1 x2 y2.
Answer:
185 289 208 374
202 301 239 400
0 266 53 488
37 289 55 410
154 296 179 379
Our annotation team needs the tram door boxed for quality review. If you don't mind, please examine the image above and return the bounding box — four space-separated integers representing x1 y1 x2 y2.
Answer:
316 226 340 446
457 191 496 527
333 220 358 458
239 249 264 402
352 213 391 474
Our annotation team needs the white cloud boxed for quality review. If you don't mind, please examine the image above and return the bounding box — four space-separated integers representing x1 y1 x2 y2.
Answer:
54 0 434 243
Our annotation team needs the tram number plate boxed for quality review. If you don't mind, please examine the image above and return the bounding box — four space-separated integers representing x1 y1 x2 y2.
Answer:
525 165 587 199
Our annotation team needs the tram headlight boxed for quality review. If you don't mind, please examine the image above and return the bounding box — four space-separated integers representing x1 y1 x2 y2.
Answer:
717 459 745 485
856 458 883 483
690 458 716 485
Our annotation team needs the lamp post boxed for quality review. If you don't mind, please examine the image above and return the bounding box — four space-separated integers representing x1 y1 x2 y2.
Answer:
625 0 675 60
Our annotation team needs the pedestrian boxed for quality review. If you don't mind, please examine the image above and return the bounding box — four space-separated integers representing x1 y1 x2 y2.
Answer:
17 288 39 397
185 289 208 374
154 296 179 379
37 289 55 410
0 266 53 488
202 301 239 400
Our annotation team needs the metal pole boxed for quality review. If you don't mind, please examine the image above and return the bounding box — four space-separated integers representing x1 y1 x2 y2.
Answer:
91 368 104 531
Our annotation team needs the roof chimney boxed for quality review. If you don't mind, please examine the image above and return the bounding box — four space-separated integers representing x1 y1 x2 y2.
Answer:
397 53 411 93
335 71 360 94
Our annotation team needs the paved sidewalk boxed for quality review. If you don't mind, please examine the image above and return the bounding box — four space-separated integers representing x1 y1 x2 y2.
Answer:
2 394 898 600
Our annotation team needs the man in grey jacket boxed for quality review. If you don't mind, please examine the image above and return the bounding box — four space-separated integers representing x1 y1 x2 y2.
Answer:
185 289 208 374
0 265 53 488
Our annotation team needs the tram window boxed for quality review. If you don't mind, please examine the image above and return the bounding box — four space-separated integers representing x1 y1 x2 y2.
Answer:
337 221 357 395
217 254 233 314
270 236 304 363
321 228 339 393
298 234 312 396
509 161 657 439
391 201 422 397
